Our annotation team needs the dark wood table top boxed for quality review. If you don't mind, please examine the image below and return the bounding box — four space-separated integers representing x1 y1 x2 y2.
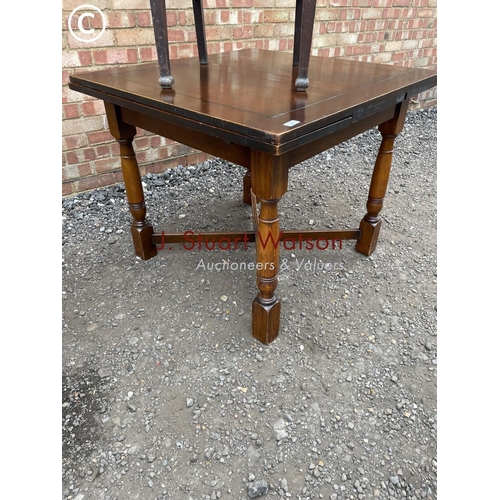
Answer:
70 49 436 153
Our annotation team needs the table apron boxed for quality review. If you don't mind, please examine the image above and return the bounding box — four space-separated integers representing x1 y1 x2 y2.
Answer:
120 101 400 169
120 106 252 168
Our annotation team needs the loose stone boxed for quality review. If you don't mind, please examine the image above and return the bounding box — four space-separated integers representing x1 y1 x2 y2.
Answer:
247 480 269 498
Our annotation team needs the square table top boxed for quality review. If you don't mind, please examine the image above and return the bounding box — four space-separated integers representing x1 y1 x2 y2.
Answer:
69 49 436 151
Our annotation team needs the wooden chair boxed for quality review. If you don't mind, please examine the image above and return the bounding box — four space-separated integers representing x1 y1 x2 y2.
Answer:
149 0 317 91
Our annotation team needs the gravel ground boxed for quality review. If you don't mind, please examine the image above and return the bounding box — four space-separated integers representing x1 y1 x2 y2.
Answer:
62 106 437 500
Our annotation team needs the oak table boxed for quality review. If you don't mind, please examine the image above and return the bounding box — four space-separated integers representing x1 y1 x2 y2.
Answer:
69 49 437 344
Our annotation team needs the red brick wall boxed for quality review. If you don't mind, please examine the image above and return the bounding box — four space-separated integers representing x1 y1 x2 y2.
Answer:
62 0 437 196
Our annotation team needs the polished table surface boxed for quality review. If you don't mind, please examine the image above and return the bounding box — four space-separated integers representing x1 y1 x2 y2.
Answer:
69 49 437 344
70 49 436 153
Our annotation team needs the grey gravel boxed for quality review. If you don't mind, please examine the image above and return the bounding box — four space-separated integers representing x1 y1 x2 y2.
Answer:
62 107 437 499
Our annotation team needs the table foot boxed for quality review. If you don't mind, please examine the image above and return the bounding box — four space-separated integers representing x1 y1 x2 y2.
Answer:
356 219 382 256
130 223 157 261
252 298 281 344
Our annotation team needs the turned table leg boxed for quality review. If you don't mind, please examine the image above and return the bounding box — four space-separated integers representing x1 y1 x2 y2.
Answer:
251 152 288 344
356 100 409 256
105 103 157 260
